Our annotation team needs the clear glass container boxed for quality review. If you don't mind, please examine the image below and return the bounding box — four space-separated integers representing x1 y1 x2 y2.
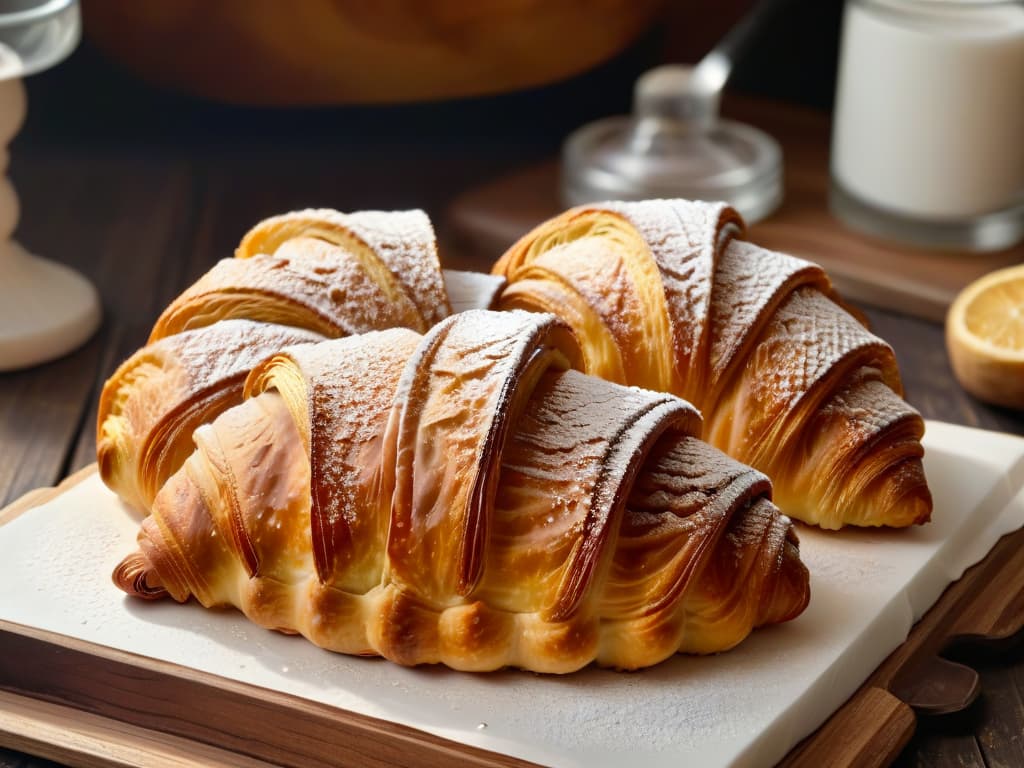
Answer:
0 0 96 371
830 0 1024 251
562 64 783 224
0 0 79 79
563 115 783 224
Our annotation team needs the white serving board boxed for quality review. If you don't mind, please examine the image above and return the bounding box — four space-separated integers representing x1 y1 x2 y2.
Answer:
1 420 1023 768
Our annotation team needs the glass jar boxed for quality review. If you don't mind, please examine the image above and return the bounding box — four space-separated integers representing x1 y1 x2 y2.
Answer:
830 0 1024 251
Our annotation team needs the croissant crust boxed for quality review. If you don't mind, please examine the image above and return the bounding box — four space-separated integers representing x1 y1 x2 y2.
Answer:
100 208 453 513
115 310 809 673
493 200 931 529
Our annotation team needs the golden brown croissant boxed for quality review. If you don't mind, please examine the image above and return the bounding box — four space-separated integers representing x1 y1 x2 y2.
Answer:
99 208 454 512
113 311 809 673
492 200 931 530
97 320 324 512
151 208 451 342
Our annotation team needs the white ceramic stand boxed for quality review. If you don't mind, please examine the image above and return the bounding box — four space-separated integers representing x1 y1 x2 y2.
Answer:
0 78 99 371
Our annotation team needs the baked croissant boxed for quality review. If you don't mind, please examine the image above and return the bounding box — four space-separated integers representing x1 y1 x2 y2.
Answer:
99 208 455 511
493 200 932 530
114 310 809 673
151 208 451 342
97 320 324 512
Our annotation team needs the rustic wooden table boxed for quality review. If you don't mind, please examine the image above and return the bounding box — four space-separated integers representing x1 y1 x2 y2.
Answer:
1 57 1022 767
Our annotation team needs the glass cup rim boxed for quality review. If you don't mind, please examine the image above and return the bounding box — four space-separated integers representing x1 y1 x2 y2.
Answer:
853 0 1024 36
858 0 1024 15
0 0 76 30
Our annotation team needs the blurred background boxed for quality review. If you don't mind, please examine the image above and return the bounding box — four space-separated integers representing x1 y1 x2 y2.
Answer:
8 0 850 296
23 0 841 146
13 0 843 252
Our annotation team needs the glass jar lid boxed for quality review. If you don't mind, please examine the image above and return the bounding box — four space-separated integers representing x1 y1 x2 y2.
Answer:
0 0 80 81
561 64 783 223
562 114 783 224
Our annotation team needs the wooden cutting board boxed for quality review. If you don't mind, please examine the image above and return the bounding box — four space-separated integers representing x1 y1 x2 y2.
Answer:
444 97 1024 323
0 466 1023 768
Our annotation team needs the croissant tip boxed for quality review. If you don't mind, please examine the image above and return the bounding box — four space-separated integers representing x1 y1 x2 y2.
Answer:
113 551 169 601
915 488 934 526
96 441 114 479
885 487 933 528
757 537 812 628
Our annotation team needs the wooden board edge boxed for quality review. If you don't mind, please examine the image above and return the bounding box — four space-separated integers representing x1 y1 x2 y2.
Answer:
781 524 1024 766
0 464 98 526
816 269 949 324
877 525 1024 687
0 689 280 768
781 687 915 768
0 619 539 768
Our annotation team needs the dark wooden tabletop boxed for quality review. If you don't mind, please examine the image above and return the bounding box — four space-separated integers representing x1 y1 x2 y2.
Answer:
1 46 1023 768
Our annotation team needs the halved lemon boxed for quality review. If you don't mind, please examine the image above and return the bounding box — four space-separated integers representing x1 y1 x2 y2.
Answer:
947 264 1024 409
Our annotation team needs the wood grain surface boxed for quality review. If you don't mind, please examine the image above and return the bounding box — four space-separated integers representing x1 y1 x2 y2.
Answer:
0 690 280 768
0 621 535 768
1 94 1023 767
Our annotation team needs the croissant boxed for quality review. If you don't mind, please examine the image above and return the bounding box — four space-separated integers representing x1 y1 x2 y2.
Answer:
492 200 932 530
151 208 451 342
99 208 455 511
97 320 324 512
113 311 809 673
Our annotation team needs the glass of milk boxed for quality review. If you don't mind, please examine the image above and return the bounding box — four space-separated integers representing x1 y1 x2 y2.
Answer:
830 0 1024 251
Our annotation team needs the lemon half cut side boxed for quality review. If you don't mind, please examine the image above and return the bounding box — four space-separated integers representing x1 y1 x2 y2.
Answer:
947 263 1024 410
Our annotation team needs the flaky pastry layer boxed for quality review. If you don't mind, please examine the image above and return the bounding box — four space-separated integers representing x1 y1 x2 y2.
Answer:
114 311 809 672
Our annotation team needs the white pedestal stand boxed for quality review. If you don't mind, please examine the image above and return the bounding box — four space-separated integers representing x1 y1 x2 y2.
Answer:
0 78 99 371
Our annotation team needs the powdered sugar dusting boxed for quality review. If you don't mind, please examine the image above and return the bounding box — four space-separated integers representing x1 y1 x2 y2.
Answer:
108 319 321 459
740 288 894 441
166 319 323 391
157 245 421 338
273 237 423 332
157 208 450 339
601 200 743 394
498 199 929 527
708 240 828 401
383 310 567 601
289 330 422 589
818 368 921 433
344 209 451 326
482 368 700 616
